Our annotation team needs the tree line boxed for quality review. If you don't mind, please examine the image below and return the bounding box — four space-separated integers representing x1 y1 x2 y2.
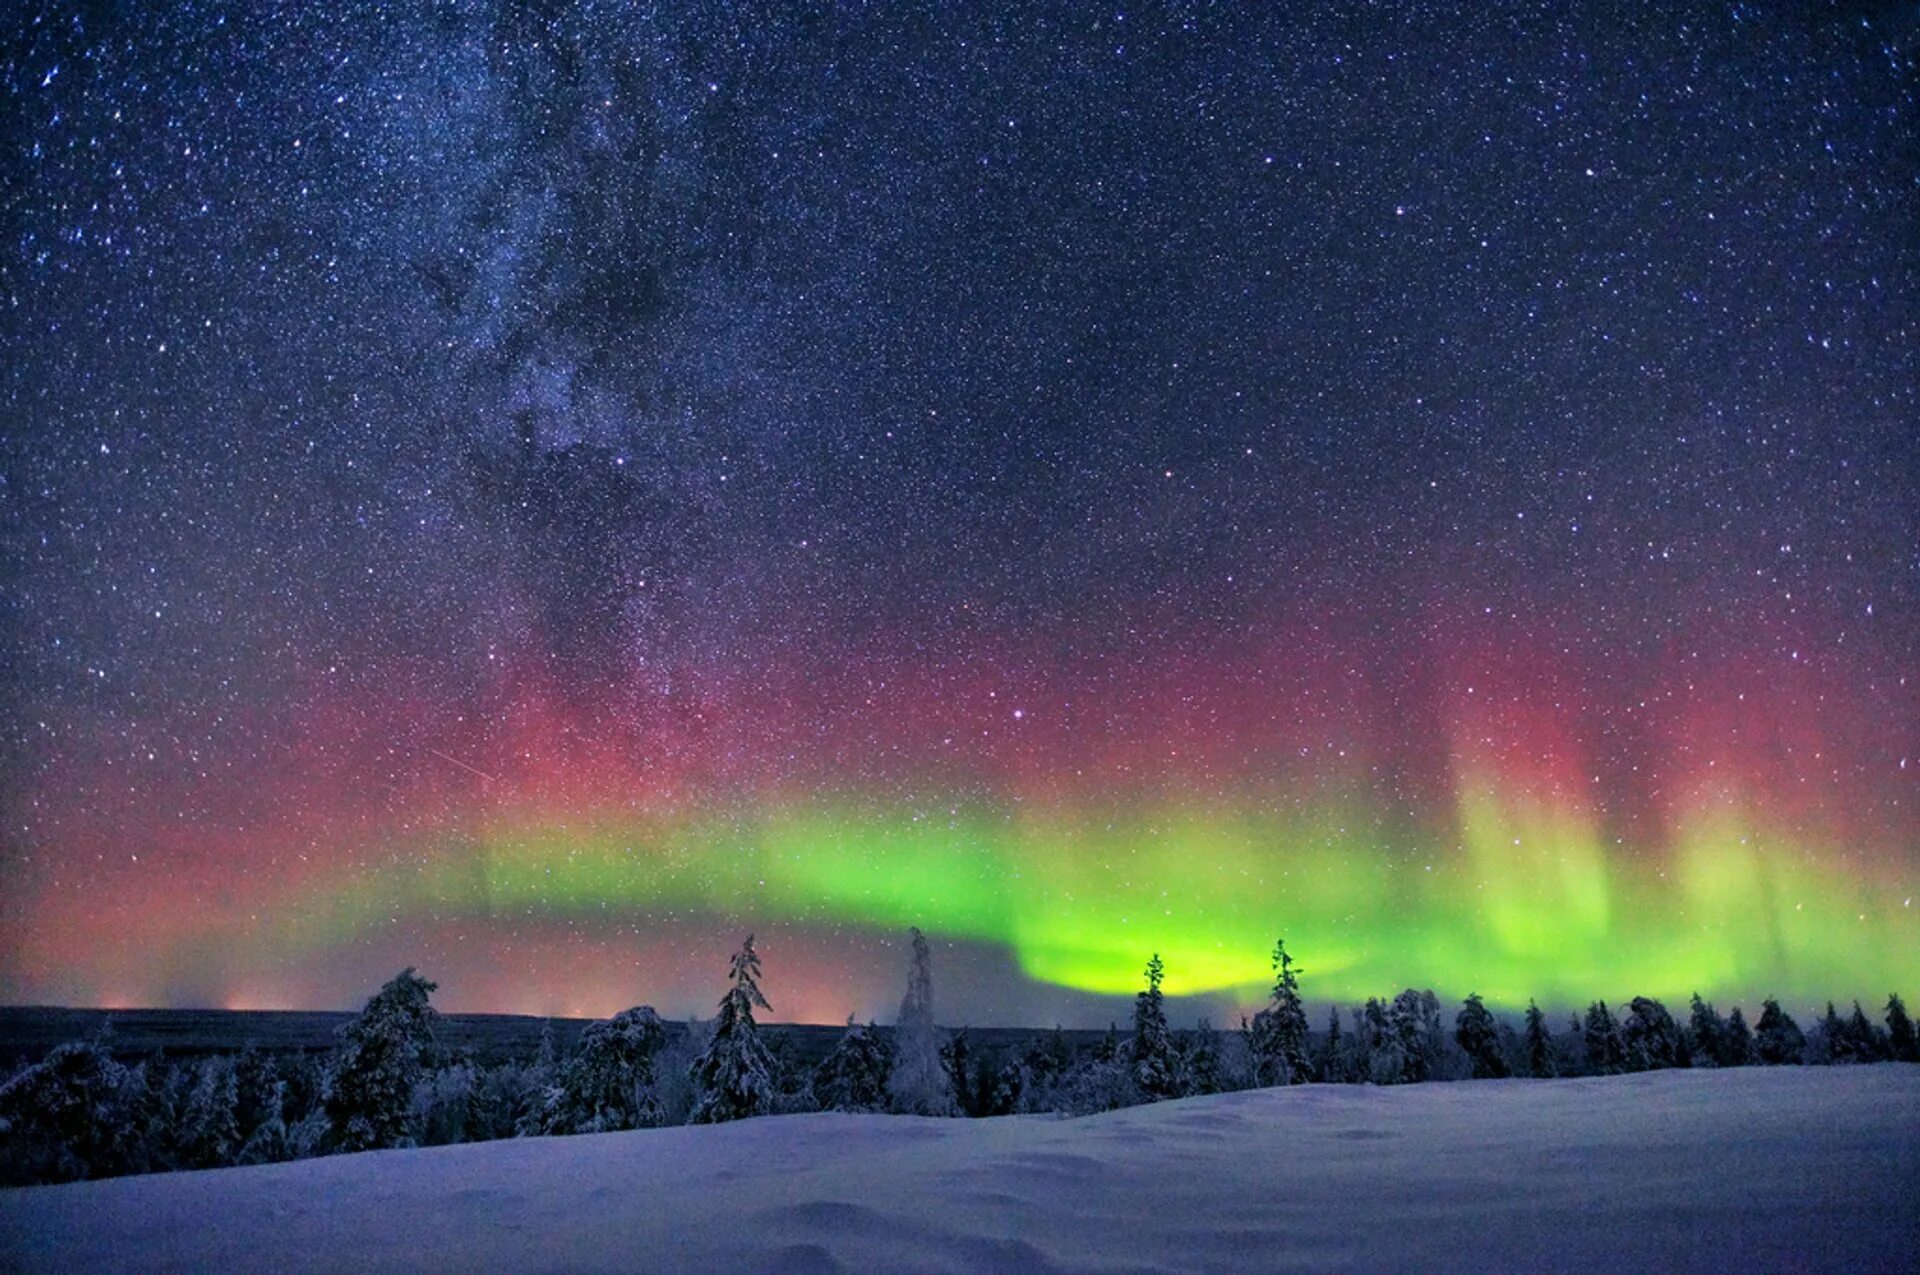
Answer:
2 930 1914 1186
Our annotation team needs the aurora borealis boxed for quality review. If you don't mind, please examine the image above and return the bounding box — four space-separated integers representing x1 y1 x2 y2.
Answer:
3 3 1916 1024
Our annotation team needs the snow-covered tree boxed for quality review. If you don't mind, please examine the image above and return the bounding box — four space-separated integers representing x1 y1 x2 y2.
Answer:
325 967 440 1152
1583 1001 1627 1074
1722 1006 1755 1066
1318 1007 1351 1083
1521 1001 1555 1078
1886 994 1918 1063
1357 996 1405 1083
1389 989 1450 1083
1621 997 1684 1071
1687 994 1726 1067
1844 1001 1885 1062
888 927 954 1115
232 1046 283 1141
1130 954 1180 1099
1455 994 1510 1079
689 936 778 1124
0 1037 144 1185
1246 939 1313 1085
1754 998 1805 1065
1184 1019 1225 1095
813 1018 894 1112
544 1006 668 1134
177 1055 241 1168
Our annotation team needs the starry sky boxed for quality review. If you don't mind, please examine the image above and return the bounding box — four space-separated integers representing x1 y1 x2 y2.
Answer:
3 2 1916 1025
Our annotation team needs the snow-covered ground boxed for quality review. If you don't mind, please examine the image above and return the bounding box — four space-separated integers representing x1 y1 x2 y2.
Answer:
4 1066 1915 1273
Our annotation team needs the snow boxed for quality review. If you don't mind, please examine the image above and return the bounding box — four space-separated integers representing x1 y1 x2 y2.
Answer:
4 1066 1915 1272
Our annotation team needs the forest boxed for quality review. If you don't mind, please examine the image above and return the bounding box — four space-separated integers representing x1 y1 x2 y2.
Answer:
3 930 1915 1187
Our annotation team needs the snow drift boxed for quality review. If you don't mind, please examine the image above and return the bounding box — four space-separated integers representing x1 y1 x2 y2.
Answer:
4 1066 1915 1273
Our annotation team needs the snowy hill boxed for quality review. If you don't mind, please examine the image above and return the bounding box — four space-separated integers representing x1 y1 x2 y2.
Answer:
4 1066 1915 1273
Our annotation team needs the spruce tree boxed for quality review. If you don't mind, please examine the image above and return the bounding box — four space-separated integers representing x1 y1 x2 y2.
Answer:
814 1018 894 1112
1754 998 1805 1064
545 1006 668 1134
177 1056 241 1169
1247 939 1313 1085
1454 994 1510 1079
1319 1006 1348 1083
1621 997 1683 1071
1722 1006 1755 1066
689 936 778 1124
1687 994 1726 1067
1583 1001 1626 1074
1522 1001 1555 1078
1844 1001 1883 1062
1886 993 1918 1063
1186 1019 1224 1095
1131 954 1179 1099
325 967 439 1153
1819 1002 1850 1063
888 927 954 1114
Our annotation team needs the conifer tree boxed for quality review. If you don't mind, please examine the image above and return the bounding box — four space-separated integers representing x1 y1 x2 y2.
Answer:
1186 1019 1224 1095
689 936 778 1124
1360 997 1403 1083
1754 998 1805 1064
1583 1001 1626 1074
1687 994 1726 1067
325 967 439 1152
1131 954 1179 1099
1454 994 1510 1079
177 1056 240 1169
1621 997 1684 1071
1522 1001 1555 1078
940 1029 975 1115
1886 993 1918 1063
1819 1002 1850 1063
544 1006 668 1134
814 1018 894 1112
888 927 954 1114
1247 939 1313 1085
1319 1006 1349 1083
1844 1001 1883 1062
1722 1005 1755 1066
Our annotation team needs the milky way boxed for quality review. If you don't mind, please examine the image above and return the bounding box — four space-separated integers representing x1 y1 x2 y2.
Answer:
3 3 1916 1024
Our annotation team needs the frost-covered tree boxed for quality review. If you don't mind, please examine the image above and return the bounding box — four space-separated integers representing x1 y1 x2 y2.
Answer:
0 1038 144 1185
1815 1002 1849 1064
1318 1007 1351 1083
1522 1001 1555 1078
1357 996 1404 1083
1184 1019 1225 1095
544 1006 668 1134
1622 997 1684 1071
1687 994 1726 1067
1455 994 1510 1079
1130 954 1180 1099
689 936 778 1124
1246 939 1313 1085
326 967 439 1152
1886 994 1918 1063
1722 1006 1755 1066
889 927 954 1115
232 1047 282 1141
177 1056 241 1169
814 1018 894 1112
1583 1001 1627 1075
1754 998 1805 1065
1845 1001 1885 1062
1389 989 1449 1083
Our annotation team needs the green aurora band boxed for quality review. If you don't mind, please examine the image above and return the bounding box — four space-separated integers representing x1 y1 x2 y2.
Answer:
268 789 1917 1009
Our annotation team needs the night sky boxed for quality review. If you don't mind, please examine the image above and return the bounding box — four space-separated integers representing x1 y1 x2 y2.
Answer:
4 2 1916 1025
